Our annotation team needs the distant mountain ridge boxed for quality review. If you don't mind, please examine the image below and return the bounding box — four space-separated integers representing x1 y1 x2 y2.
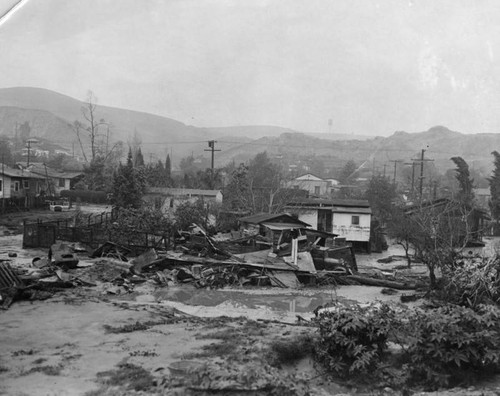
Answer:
0 87 499 174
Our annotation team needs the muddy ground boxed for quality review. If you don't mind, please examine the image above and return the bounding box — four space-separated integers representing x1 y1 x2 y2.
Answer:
1 206 500 396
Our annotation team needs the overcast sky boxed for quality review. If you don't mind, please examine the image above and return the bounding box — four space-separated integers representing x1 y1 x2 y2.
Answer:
1 0 500 136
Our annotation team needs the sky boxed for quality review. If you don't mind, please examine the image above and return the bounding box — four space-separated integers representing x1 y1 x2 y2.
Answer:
1 0 500 136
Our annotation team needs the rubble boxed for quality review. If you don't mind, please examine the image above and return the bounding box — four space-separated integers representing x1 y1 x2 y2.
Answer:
0 219 430 311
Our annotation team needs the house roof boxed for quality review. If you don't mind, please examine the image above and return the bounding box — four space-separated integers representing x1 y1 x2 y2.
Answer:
146 187 222 197
17 163 83 179
0 164 46 179
239 212 310 227
285 198 371 209
295 173 324 181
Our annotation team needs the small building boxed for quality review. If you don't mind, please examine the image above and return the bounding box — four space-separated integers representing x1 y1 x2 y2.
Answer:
287 173 329 196
0 164 47 211
285 198 372 251
144 187 223 213
16 163 83 196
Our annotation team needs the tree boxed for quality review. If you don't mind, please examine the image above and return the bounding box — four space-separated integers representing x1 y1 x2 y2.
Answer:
451 156 474 206
174 199 212 231
134 147 145 167
489 151 500 229
73 91 108 163
365 175 397 223
339 160 357 184
165 154 171 181
388 200 474 286
0 139 13 166
247 152 283 213
110 147 145 209
224 163 251 212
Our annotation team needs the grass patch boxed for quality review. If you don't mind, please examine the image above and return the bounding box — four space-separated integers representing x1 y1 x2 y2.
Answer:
266 334 315 367
95 362 155 392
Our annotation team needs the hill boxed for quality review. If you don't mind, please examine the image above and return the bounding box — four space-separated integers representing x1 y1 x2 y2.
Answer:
0 87 305 163
0 87 499 176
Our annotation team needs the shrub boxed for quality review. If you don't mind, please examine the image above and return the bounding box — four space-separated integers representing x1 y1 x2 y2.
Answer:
313 303 394 378
401 304 500 389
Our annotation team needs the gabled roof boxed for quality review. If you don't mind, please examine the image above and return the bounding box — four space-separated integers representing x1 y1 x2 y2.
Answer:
295 173 324 181
16 163 83 179
239 212 310 227
0 164 45 179
147 187 222 197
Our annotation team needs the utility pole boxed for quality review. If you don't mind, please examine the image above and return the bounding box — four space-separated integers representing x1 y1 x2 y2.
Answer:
412 148 433 201
25 138 38 167
1 155 4 213
204 140 221 188
389 160 402 184
404 162 417 195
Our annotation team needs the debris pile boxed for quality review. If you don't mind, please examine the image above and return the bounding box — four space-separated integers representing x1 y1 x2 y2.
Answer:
1 222 432 310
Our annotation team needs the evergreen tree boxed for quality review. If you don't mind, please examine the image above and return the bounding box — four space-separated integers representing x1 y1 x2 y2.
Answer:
111 147 145 209
489 151 500 225
165 154 171 182
134 147 145 167
224 163 250 212
339 160 358 184
365 175 397 222
451 156 474 206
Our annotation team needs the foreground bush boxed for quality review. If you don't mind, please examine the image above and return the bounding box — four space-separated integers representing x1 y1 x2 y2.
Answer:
313 304 394 377
313 302 500 391
401 304 500 389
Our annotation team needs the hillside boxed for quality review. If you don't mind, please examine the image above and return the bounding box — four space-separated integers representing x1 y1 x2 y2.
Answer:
1 87 499 174
0 87 307 162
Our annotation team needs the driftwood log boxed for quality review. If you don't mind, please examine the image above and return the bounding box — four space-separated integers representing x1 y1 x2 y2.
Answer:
345 274 416 290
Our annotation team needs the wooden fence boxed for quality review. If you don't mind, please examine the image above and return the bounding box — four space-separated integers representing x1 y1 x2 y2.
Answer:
23 211 170 252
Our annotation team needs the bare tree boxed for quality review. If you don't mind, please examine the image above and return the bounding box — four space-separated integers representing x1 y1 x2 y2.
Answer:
73 91 108 163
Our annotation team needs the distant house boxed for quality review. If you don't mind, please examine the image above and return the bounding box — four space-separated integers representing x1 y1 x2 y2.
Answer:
287 173 329 196
0 164 46 201
285 198 372 251
403 198 489 245
144 187 223 213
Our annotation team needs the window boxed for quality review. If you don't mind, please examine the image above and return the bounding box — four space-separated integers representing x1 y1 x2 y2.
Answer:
23 180 29 189
0 180 2 192
59 178 65 187
12 181 20 192
351 215 360 225
314 186 320 195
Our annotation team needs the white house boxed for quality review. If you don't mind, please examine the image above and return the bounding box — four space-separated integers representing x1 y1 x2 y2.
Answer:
285 198 372 251
287 173 330 196
0 164 46 199
145 187 223 212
